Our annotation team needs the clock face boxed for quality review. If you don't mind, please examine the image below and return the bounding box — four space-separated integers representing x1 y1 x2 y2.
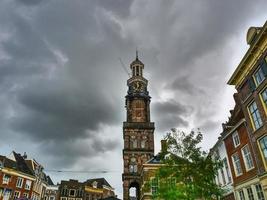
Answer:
133 81 143 92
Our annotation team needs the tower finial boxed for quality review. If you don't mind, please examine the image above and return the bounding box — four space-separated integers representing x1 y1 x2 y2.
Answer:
136 48 138 60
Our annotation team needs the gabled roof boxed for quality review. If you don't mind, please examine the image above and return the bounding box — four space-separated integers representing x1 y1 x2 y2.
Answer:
47 176 54 185
0 152 34 176
84 178 112 189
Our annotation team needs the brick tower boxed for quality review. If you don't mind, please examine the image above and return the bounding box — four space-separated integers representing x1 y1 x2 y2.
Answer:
122 53 155 200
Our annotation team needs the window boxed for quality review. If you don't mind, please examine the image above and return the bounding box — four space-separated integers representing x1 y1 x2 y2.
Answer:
16 177 23 188
242 145 254 170
133 139 137 148
249 101 263 130
255 184 265 200
259 136 267 164
14 191 20 199
69 189 76 196
23 193 29 198
3 189 11 200
232 153 242 176
61 187 68 196
3 174 11 184
141 140 146 148
129 164 137 173
25 180 32 190
239 190 245 200
254 66 265 86
151 178 158 195
232 131 240 147
61 198 67 200
247 187 254 200
261 88 267 107
49 197 55 200
223 158 232 183
220 168 226 185
0 161 3 168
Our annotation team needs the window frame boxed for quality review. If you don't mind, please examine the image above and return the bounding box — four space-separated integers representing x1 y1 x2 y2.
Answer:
246 186 255 200
25 180 32 190
239 189 245 200
253 66 265 86
258 135 267 170
14 191 20 200
241 145 254 171
248 101 263 130
16 177 24 188
231 153 243 177
255 184 266 200
232 131 240 147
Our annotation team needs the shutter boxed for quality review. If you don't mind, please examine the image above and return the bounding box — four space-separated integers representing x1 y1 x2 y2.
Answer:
261 60 267 77
248 77 256 92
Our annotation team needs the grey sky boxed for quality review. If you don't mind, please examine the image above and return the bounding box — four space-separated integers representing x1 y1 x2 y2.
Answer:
0 0 266 198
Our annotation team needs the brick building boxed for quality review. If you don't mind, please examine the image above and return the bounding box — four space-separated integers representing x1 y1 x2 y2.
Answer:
0 151 35 200
221 94 262 200
228 21 267 198
58 178 115 200
44 176 58 200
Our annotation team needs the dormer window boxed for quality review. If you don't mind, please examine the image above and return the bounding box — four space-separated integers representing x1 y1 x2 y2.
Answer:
92 181 97 188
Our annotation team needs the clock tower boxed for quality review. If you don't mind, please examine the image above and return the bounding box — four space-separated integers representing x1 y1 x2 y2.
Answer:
122 53 155 200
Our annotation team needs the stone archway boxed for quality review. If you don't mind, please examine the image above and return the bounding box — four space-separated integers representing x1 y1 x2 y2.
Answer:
129 181 140 200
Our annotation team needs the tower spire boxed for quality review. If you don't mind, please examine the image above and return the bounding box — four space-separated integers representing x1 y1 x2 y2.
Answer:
136 48 138 60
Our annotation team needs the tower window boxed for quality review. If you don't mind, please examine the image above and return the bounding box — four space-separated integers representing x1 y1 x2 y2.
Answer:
136 66 140 76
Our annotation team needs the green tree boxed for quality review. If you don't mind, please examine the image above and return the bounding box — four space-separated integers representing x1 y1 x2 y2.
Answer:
152 128 224 200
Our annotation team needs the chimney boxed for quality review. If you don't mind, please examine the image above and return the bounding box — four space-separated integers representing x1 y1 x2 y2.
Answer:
161 140 167 153
23 152 27 159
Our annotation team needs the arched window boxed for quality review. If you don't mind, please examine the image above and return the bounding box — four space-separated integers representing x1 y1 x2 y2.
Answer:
129 157 138 173
141 140 146 148
131 136 137 148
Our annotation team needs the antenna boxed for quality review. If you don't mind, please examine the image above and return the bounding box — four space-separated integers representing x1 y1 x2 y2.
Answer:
119 58 131 77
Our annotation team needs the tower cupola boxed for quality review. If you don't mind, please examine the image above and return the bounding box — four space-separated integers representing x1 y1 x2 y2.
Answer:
130 51 144 77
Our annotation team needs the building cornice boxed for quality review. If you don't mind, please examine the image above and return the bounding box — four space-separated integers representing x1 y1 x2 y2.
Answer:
228 21 267 87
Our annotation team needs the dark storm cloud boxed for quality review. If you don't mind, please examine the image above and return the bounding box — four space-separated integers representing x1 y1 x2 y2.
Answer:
0 0 266 197
153 100 193 131
168 76 205 95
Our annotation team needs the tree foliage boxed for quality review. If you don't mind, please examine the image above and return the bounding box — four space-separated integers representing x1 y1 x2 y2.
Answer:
153 128 224 200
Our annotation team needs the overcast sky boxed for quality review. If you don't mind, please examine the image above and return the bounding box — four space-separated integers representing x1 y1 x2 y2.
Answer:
0 0 267 198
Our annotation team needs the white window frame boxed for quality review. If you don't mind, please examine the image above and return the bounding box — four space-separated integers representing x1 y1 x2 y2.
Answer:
231 153 242 177
255 184 265 200
246 186 254 200
25 180 32 190
241 145 254 171
16 177 24 188
232 131 240 147
14 191 20 199
69 189 76 197
3 174 10 184
239 189 245 200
